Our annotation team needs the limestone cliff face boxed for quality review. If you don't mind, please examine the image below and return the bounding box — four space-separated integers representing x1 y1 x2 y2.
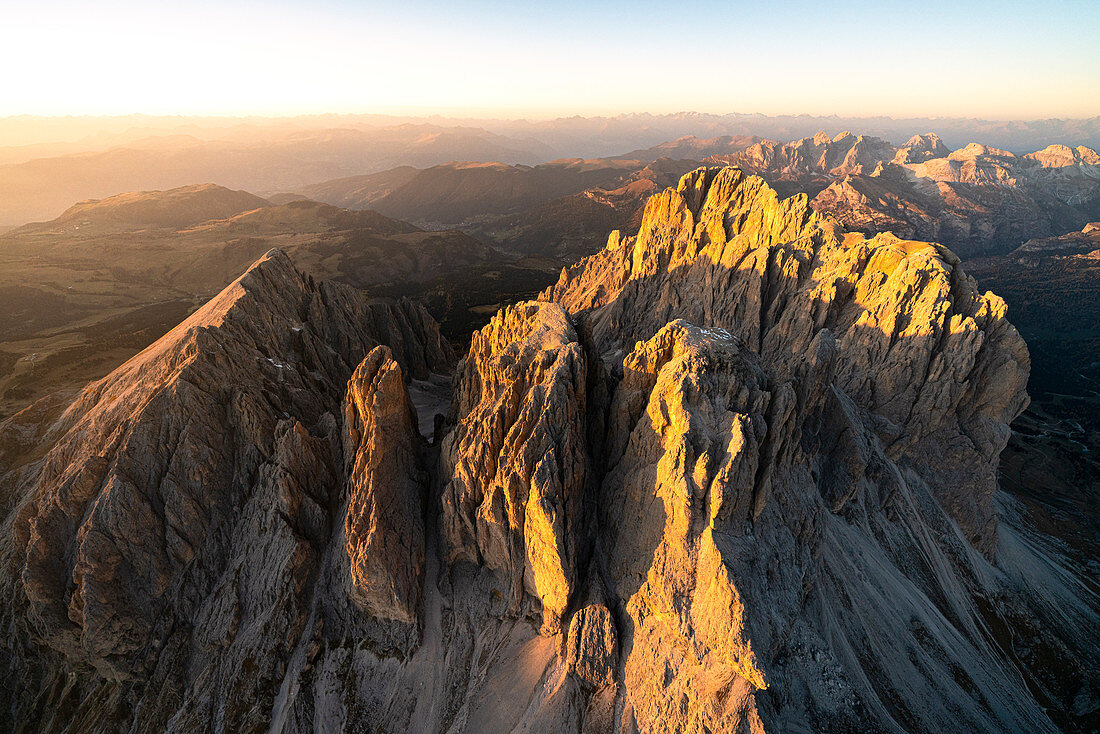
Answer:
1 176 1096 733
598 322 776 726
439 301 588 633
342 346 425 624
531 170 1092 732
546 166 1029 551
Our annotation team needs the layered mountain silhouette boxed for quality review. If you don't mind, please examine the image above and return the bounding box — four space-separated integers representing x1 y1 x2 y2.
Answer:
291 132 1100 264
11 184 272 234
1 168 1095 732
5 111 1098 166
294 159 642 224
0 125 556 228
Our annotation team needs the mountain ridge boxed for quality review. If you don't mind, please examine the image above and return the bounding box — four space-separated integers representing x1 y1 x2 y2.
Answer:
0 124 557 228
8 183 272 235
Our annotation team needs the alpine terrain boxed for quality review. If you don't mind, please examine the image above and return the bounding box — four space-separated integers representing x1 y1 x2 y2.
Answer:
0 168 1096 733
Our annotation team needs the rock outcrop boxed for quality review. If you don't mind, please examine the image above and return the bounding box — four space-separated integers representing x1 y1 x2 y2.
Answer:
440 301 588 633
1 173 1097 733
0 249 452 730
342 346 426 623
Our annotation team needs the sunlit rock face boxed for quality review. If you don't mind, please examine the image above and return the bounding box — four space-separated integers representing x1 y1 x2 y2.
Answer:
439 300 588 634
546 166 1030 552
538 168 1061 732
1 172 1096 733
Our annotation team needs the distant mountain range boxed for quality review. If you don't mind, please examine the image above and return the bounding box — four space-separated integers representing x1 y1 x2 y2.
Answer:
722 132 1100 257
0 125 555 228
286 132 1100 259
1 112 1098 229
477 111 1100 159
4 111 1098 157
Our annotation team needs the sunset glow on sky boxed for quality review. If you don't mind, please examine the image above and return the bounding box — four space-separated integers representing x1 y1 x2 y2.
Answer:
2 0 1098 119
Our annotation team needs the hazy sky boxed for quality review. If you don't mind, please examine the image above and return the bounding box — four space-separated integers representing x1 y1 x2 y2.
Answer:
3 0 1098 119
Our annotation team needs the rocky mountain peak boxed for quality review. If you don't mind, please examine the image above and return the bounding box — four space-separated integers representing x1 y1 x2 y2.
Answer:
894 132 951 164
546 166 1029 550
2 247 451 680
948 142 1016 161
1025 142 1100 168
440 300 587 634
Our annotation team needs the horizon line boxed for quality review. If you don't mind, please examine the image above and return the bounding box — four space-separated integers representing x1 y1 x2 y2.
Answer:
2 110 1099 124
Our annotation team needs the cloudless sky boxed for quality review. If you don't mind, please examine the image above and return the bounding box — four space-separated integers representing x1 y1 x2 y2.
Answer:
1 0 1098 119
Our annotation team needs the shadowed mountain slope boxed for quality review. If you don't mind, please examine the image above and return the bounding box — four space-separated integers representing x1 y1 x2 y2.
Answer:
298 157 705 262
9 184 271 235
296 158 645 224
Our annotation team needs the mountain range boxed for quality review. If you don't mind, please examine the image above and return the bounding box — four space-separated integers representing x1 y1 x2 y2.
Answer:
4 111 1098 160
3 112 1099 232
0 104 1098 734
0 167 1095 732
287 132 1100 260
0 125 556 229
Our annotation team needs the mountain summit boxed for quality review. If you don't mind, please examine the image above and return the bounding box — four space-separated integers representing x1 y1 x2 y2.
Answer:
0 170 1095 732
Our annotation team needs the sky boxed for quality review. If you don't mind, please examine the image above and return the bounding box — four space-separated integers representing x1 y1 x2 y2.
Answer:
1 0 1098 119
